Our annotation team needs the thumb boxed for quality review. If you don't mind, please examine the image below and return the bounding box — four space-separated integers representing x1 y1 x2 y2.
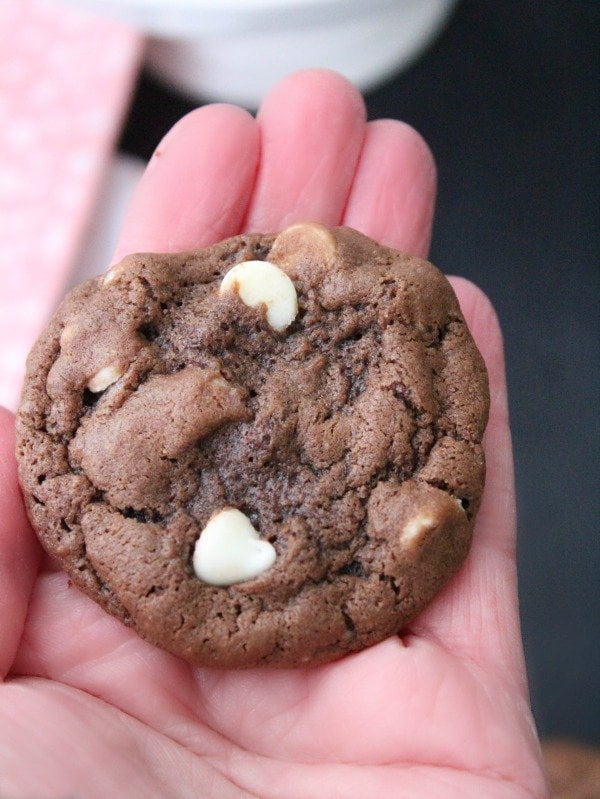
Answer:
0 407 41 678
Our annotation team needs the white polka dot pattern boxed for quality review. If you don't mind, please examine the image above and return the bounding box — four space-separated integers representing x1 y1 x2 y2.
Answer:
0 0 142 409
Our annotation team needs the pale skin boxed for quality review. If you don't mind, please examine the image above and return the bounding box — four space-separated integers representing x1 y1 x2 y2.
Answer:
0 70 548 798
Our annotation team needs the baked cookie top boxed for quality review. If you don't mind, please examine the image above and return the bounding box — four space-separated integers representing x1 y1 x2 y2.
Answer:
16 224 489 668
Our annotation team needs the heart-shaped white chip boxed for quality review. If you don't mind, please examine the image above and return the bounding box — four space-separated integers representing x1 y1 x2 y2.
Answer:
193 508 276 586
219 260 298 332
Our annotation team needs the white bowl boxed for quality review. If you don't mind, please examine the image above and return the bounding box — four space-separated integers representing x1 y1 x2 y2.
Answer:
60 0 457 105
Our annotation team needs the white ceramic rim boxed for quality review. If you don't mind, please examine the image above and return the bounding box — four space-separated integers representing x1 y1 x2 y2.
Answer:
59 0 431 35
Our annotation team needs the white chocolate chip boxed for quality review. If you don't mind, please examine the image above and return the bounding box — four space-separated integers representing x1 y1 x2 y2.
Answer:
270 222 337 269
60 324 78 346
87 364 123 393
401 516 435 545
219 260 298 332
193 508 276 586
104 262 127 285
276 222 337 253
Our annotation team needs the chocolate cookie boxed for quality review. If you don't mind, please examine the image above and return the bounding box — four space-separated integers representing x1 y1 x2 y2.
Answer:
16 224 489 668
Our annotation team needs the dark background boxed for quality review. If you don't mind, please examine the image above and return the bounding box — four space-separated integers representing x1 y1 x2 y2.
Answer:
119 0 599 744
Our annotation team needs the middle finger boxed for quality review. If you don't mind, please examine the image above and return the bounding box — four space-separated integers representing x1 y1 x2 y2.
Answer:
244 69 367 232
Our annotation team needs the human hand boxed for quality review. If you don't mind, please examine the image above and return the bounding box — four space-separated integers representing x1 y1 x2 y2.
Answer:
0 70 547 798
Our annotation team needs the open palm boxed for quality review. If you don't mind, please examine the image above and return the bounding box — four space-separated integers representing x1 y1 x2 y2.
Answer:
1 71 547 798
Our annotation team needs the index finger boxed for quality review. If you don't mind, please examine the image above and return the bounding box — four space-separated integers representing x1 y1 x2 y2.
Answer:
111 104 260 264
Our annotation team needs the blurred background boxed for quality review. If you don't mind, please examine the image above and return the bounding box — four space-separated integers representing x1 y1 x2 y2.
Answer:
1 0 598 792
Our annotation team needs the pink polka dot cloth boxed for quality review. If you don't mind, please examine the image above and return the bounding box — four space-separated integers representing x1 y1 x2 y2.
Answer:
0 0 142 409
